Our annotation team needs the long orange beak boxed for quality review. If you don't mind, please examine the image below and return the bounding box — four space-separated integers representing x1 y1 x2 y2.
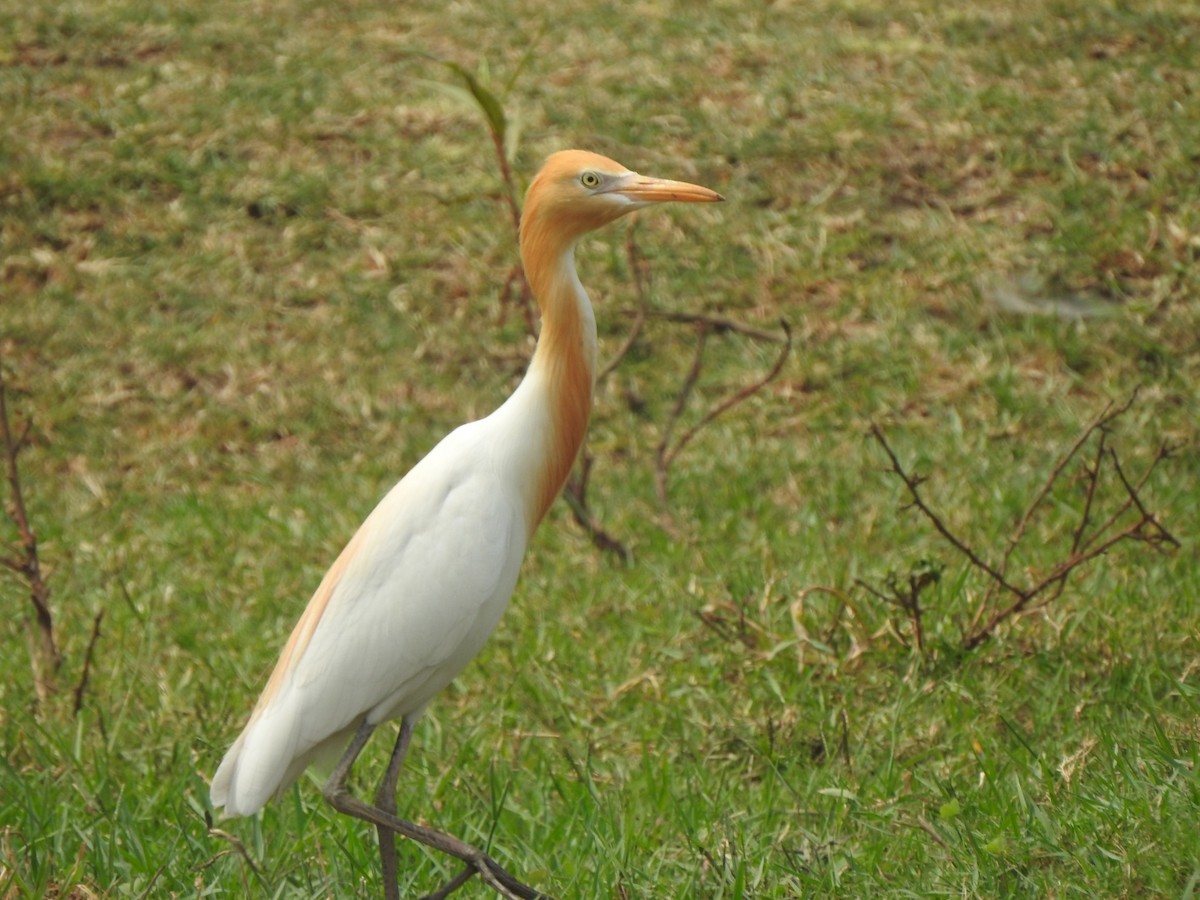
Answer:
608 173 725 204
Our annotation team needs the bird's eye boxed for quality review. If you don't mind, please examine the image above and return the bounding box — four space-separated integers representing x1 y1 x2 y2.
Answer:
580 171 601 189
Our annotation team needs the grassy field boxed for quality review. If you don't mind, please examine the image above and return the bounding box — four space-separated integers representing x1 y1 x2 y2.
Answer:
3 0 1199 896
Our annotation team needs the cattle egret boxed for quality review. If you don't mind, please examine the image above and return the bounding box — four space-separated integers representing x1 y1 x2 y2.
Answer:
210 150 723 899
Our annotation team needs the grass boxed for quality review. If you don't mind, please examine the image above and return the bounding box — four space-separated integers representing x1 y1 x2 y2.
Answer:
2 0 1199 896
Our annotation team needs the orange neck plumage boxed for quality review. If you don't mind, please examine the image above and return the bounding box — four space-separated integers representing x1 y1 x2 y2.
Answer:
518 193 597 531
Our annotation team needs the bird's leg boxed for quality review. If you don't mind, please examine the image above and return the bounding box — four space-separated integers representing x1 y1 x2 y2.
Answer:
376 720 477 900
375 717 417 900
322 720 553 900
323 717 376 800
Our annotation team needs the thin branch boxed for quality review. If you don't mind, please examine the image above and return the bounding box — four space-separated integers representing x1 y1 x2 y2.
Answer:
854 561 939 653
487 126 537 335
870 401 1177 652
1072 442 1167 556
487 127 521 242
913 816 951 850
597 222 650 383
979 393 1139 623
203 811 264 880
1105 443 1180 549
655 323 709 505
0 353 60 702
1070 430 1108 555
72 609 105 716
964 514 1156 649
869 423 1024 597
854 578 892 605
1004 396 1131 563
657 320 793 503
622 308 790 344
973 422 1107 634
561 450 631 563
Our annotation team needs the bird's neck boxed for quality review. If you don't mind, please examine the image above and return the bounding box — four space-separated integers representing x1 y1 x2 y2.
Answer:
514 226 597 532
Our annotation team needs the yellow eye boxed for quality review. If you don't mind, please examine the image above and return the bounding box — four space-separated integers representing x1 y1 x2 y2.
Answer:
580 171 601 189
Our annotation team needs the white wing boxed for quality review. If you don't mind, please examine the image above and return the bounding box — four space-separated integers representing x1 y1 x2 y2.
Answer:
211 419 529 816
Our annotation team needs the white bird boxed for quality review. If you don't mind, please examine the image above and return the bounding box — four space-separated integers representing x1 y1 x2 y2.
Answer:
210 149 723 899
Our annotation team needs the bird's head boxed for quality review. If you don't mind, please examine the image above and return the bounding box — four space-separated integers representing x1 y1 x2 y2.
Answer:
521 150 724 245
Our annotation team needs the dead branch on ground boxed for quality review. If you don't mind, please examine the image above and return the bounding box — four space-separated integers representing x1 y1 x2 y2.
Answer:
868 395 1180 650
855 559 943 653
0 351 61 707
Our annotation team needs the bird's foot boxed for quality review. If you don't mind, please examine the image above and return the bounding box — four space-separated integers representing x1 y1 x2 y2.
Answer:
416 851 551 900
326 788 553 899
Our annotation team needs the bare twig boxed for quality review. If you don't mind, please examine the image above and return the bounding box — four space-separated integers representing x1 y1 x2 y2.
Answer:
655 323 710 505
0 352 60 704
870 423 1023 597
72 609 105 716
656 319 793 503
622 308 790 344
432 56 534 335
1002 394 1135 566
488 132 521 241
1087 442 1180 552
868 398 1179 652
1069 429 1108 555
203 811 264 880
970 528 1135 646
979 393 1138 625
597 221 650 383
487 136 536 334
854 559 941 653
561 450 631 563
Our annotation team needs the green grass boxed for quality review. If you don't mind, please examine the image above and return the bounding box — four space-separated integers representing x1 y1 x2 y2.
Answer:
2 0 1199 896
